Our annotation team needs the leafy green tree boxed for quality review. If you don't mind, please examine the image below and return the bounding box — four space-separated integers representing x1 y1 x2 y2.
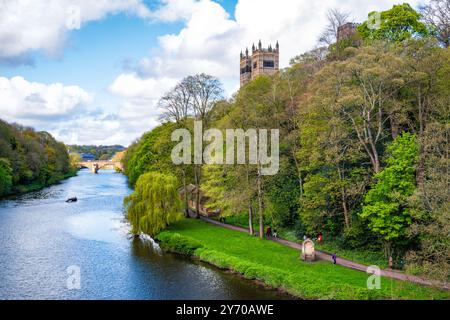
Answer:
124 172 182 237
407 122 450 280
69 152 82 170
0 119 72 195
360 133 419 255
358 4 429 43
0 158 13 196
124 123 178 186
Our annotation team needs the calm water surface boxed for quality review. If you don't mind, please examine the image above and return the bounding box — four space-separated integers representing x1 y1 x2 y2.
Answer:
0 169 287 300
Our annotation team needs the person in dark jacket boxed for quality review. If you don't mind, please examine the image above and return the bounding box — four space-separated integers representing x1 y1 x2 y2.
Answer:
332 253 337 265
266 226 272 238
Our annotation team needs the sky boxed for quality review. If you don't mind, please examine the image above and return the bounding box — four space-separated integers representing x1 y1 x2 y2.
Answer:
0 0 425 147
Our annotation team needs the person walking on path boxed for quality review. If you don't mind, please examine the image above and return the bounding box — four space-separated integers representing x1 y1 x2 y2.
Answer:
332 253 337 265
266 226 272 238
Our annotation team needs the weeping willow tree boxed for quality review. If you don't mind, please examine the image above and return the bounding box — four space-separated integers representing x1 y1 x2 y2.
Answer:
124 172 182 237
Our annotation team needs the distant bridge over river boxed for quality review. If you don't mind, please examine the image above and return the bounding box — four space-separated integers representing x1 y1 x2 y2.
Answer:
79 161 123 173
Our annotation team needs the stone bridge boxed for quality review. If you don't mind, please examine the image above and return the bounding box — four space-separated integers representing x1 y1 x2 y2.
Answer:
79 161 123 173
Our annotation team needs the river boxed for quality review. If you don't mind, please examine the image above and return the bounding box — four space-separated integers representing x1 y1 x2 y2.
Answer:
0 169 287 300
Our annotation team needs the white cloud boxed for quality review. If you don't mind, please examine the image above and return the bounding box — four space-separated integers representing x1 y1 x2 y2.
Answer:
1 0 426 146
0 76 92 122
109 0 424 144
0 0 151 63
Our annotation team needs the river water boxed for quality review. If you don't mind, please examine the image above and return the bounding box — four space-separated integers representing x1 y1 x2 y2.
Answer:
0 169 286 300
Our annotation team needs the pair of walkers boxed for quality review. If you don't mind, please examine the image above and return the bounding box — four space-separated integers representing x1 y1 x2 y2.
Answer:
265 226 277 238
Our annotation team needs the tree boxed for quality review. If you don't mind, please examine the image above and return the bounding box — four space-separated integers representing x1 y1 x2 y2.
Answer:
124 172 182 237
319 8 351 45
225 76 283 238
406 122 450 280
360 133 419 256
158 80 193 123
310 44 407 173
0 119 71 195
358 4 429 43
298 74 370 234
0 158 13 196
185 73 224 218
420 0 450 47
69 152 82 170
124 123 180 186
186 73 224 123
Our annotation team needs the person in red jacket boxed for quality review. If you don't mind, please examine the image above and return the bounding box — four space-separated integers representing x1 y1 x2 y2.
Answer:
317 233 323 243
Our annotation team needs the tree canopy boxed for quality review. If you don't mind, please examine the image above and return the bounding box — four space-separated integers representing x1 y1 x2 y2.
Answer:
358 3 429 43
0 119 73 196
124 172 182 236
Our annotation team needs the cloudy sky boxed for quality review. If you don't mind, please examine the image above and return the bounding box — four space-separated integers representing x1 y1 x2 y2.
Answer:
0 0 424 146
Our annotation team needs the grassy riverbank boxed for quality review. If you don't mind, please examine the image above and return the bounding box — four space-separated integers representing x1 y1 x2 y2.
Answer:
156 219 449 300
215 214 389 268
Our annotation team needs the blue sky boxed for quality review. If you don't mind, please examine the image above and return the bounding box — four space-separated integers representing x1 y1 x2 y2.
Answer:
0 9 186 110
0 0 422 146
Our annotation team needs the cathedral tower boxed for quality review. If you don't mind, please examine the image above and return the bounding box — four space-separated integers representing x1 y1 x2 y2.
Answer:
240 40 279 87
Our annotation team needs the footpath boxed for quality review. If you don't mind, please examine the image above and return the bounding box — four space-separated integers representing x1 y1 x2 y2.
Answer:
200 216 449 290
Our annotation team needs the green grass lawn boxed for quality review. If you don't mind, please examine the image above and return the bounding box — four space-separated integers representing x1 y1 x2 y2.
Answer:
156 219 449 300
213 214 390 268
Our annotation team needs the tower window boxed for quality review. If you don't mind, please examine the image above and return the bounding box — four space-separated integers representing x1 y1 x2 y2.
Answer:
263 60 274 68
241 66 251 74
253 62 257 69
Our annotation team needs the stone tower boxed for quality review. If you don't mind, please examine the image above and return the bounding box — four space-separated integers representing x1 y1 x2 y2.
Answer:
240 40 279 87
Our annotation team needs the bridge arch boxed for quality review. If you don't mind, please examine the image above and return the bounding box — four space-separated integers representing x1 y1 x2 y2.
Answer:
78 161 123 173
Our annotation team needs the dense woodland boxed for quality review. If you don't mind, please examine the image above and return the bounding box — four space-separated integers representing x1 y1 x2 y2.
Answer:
123 3 449 280
0 119 75 197
68 145 125 160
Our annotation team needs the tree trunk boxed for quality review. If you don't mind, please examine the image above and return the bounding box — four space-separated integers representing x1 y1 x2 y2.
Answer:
194 165 200 219
257 173 264 239
248 204 254 236
292 149 303 198
337 166 350 230
390 116 399 139
416 86 425 185
183 170 189 218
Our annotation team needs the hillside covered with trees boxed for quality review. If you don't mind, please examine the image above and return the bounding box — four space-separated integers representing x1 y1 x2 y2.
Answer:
122 2 450 281
68 145 126 160
0 119 76 197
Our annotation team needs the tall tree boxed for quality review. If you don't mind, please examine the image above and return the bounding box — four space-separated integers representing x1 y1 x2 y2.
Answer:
312 44 408 173
158 80 193 124
0 158 13 196
360 133 419 257
358 4 429 43
185 74 224 218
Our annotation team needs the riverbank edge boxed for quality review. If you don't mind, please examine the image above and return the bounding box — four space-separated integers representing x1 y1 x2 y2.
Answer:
154 231 301 299
154 229 389 300
1 170 78 199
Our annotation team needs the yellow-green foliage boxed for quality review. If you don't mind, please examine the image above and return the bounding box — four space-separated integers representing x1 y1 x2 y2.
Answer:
124 172 182 236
